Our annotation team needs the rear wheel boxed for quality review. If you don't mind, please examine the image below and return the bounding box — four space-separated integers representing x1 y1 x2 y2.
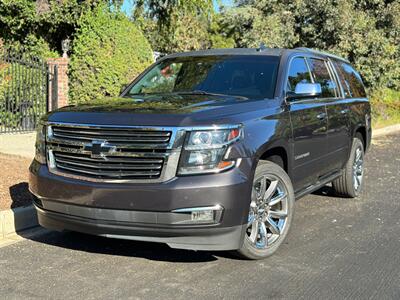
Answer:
236 160 295 260
332 134 365 198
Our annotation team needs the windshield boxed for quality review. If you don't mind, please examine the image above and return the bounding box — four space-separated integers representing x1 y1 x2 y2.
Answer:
127 55 280 99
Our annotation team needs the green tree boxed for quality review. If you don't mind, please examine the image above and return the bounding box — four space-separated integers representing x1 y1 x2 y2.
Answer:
132 0 213 29
208 14 236 49
288 0 399 89
140 11 211 52
222 0 400 90
132 0 214 53
331 6 398 89
0 0 124 57
219 0 298 48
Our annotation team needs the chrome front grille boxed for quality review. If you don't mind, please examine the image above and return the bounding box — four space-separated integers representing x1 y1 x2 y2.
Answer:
46 123 184 182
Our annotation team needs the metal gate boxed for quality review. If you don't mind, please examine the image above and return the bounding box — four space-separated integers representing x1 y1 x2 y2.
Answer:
0 49 56 133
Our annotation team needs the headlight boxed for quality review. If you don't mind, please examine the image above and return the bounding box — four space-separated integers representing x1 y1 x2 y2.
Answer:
34 123 46 164
178 126 242 175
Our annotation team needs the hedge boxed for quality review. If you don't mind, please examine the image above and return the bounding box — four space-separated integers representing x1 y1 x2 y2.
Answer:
69 5 153 104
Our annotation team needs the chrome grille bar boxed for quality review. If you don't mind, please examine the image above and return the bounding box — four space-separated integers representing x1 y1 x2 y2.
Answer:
48 145 168 158
53 132 171 143
53 152 164 164
54 157 163 170
52 127 171 137
56 164 161 178
48 137 170 149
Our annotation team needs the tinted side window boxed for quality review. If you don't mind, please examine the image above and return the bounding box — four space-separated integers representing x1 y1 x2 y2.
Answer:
287 57 312 92
307 58 338 98
333 61 366 98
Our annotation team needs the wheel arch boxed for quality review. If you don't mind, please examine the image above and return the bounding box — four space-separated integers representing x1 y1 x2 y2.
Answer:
354 125 367 150
259 146 289 173
255 138 291 178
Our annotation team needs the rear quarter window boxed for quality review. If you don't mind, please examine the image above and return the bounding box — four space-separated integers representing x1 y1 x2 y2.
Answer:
333 61 367 98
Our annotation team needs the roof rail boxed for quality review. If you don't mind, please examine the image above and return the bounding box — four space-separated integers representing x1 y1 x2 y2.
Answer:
295 47 349 63
257 43 268 52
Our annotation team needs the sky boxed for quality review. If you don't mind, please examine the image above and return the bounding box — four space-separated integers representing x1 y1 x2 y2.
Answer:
121 0 234 15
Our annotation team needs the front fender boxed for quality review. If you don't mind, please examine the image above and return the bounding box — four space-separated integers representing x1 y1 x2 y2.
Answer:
225 110 292 178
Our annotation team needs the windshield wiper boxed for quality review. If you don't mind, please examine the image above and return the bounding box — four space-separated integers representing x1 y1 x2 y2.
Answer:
174 90 248 100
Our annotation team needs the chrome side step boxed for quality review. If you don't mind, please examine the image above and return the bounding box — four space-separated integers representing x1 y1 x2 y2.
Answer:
295 170 343 200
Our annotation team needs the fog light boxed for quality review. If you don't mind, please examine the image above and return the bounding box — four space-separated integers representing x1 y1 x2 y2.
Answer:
192 210 214 222
172 205 224 224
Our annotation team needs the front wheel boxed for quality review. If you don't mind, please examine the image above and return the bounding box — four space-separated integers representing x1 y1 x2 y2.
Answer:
236 160 295 260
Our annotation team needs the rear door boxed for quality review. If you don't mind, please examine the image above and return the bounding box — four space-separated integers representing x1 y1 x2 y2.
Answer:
331 60 369 160
306 57 348 174
286 57 328 191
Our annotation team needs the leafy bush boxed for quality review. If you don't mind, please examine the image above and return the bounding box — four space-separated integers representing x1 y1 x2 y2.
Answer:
370 89 400 128
0 59 9 103
0 0 100 57
69 5 153 103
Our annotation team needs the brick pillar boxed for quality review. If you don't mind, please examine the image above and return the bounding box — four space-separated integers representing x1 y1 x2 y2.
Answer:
47 57 69 110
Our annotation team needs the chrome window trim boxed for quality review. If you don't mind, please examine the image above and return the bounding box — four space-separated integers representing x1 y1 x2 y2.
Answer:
305 56 341 99
325 58 342 98
284 53 342 103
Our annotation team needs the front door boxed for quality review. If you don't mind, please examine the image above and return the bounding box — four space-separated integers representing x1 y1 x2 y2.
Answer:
286 57 328 192
289 100 328 191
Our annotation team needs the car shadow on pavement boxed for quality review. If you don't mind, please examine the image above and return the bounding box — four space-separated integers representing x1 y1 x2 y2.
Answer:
312 185 338 198
22 229 241 263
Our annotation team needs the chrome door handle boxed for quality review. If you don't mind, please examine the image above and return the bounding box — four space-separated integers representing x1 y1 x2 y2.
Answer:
317 112 327 120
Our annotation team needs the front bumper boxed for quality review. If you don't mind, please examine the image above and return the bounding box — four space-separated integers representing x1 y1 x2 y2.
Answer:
34 204 246 250
29 158 253 251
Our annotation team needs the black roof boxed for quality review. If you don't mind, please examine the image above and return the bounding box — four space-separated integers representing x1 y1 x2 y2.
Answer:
162 47 349 63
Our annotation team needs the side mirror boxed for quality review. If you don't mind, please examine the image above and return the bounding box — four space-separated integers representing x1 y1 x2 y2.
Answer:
287 83 322 100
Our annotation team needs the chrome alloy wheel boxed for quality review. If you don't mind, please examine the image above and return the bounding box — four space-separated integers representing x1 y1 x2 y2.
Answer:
353 146 364 191
246 174 289 249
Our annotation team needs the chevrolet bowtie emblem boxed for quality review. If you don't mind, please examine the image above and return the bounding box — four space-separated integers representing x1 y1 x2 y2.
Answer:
83 140 117 158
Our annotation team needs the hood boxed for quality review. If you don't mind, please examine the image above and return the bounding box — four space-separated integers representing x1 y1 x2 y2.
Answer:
46 94 281 127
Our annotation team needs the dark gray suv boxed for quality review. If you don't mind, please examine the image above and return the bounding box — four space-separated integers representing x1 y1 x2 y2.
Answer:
29 48 371 259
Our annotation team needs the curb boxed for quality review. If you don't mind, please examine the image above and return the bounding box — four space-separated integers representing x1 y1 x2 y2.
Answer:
372 124 400 138
0 205 38 240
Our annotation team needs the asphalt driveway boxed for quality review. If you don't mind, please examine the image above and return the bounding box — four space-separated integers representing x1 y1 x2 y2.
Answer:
0 133 399 300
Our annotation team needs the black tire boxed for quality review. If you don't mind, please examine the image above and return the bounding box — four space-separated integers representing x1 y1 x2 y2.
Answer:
332 134 365 198
235 160 295 260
